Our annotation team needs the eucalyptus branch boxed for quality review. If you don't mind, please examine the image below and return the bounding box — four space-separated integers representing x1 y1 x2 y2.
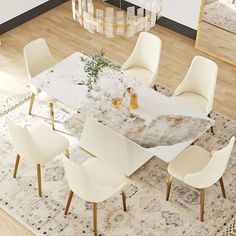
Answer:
81 49 121 92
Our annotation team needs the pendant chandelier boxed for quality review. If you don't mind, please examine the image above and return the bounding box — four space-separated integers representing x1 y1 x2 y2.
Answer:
72 0 163 38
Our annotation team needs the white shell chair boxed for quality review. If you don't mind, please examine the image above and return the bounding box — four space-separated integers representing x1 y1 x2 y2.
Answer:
6 118 69 197
171 56 218 133
24 38 56 129
62 156 127 236
79 117 153 176
121 32 162 88
166 136 235 222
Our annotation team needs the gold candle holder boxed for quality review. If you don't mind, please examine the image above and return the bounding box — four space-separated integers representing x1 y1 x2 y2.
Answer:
129 92 138 109
111 97 122 109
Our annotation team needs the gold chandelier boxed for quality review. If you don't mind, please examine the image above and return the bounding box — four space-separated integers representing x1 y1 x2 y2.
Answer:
72 0 162 38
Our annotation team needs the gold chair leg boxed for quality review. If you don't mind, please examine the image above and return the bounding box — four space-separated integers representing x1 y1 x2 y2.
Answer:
13 154 20 178
219 177 226 198
37 164 42 197
65 190 74 215
166 175 173 201
49 102 55 130
208 113 214 135
93 203 97 236
200 189 205 222
64 148 70 159
121 189 127 212
29 93 36 115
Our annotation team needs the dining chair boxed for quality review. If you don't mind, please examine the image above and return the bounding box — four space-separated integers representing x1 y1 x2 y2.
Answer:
166 136 235 222
62 155 127 236
6 118 70 197
171 56 218 133
79 117 153 176
121 32 162 89
24 38 56 129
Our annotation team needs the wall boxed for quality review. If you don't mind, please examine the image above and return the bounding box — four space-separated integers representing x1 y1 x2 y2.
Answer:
161 0 202 30
0 0 48 24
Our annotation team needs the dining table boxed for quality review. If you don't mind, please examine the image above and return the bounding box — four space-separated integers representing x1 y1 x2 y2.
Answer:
30 52 214 175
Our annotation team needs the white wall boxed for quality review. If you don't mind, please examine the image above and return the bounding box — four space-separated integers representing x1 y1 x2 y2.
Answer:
0 0 48 24
162 0 202 30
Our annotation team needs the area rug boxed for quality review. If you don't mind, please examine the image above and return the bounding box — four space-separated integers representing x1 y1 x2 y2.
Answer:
203 0 236 34
0 84 235 236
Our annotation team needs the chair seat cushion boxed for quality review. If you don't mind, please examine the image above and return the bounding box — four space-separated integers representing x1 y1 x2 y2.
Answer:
122 66 153 87
30 125 69 163
168 145 211 181
82 158 127 202
171 92 208 116
30 85 56 102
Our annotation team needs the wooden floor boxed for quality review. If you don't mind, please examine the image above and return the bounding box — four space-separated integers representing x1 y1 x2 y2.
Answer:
196 21 236 66
0 1 236 235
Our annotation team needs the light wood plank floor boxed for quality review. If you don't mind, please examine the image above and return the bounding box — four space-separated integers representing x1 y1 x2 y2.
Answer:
0 1 235 235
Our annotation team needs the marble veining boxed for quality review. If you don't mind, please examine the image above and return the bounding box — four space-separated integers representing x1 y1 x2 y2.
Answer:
79 89 214 148
31 52 214 149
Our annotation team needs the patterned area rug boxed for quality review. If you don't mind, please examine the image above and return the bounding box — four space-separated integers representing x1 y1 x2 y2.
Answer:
0 84 235 236
203 0 236 33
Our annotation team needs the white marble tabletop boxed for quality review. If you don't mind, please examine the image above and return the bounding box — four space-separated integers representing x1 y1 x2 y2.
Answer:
31 52 214 163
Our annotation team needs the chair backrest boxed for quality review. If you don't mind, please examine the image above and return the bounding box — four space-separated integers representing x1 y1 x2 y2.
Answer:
184 136 235 188
122 32 162 87
173 56 218 114
24 38 54 78
6 118 42 162
62 156 112 202
79 117 152 176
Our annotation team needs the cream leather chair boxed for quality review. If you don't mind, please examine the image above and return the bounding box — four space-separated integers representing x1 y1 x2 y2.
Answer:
6 118 69 197
24 38 56 129
166 136 235 222
121 32 162 88
172 56 218 133
62 156 127 236
79 117 153 176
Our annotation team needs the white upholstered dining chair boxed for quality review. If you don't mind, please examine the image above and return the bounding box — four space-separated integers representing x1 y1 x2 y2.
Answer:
166 136 235 222
24 38 56 129
62 156 127 236
79 117 153 176
171 56 218 133
6 118 69 197
121 32 162 89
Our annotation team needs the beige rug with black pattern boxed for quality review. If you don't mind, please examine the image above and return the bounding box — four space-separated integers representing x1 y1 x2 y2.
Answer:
0 84 235 236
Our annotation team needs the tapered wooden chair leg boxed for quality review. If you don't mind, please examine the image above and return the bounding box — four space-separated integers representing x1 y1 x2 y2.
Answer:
208 113 214 135
65 190 74 215
37 164 42 197
64 149 70 159
13 154 20 178
200 189 205 222
29 93 36 115
49 102 55 130
93 203 97 236
219 177 226 198
121 189 127 212
166 175 173 201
